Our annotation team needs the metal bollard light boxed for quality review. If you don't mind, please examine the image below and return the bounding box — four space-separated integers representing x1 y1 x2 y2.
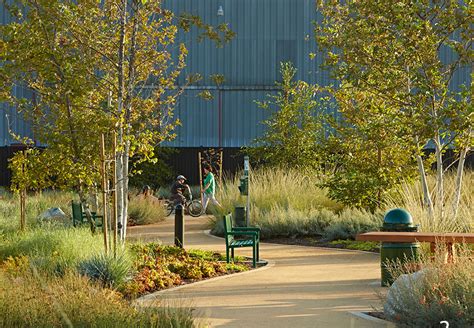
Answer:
175 204 184 248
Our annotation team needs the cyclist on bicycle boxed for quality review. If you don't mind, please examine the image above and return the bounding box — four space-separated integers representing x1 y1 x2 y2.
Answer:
170 175 191 206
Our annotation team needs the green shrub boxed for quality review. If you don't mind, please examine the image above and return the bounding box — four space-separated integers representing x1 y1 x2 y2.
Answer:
78 253 131 288
383 246 474 327
128 195 167 226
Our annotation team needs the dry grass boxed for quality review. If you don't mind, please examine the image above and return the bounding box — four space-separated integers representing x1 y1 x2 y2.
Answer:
386 171 473 233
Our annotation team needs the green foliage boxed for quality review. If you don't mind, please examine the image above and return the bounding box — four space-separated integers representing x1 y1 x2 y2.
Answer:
123 244 250 298
383 247 474 327
328 240 379 252
316 0 473 212
248 62 327 170
78 253 131 288
129 147 177 190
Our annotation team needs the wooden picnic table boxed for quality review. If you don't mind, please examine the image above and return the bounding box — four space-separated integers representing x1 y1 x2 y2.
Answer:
356 232 474 262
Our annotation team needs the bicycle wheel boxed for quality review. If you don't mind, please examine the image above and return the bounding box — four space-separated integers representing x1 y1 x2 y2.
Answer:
188 200 204 217
164 201 174 216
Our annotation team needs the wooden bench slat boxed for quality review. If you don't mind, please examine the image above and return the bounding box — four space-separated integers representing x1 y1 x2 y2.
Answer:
356 232 474 243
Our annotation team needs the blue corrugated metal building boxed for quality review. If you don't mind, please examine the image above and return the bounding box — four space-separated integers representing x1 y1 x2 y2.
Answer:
1 0 471 148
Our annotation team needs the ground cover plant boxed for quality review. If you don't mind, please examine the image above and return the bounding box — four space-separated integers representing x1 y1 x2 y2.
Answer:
122 243 250 298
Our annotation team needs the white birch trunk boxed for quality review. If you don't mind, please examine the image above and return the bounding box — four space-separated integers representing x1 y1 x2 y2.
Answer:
121 140 130 241
116 0 127 243
416 154 434 218
434 133 444 219
452 147 469 218
116 137 125 241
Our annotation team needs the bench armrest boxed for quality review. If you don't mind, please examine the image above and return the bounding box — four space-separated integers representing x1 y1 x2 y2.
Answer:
233 227 260 233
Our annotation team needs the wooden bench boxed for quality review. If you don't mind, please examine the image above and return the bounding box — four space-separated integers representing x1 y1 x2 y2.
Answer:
356 232 474 262
71 201 103 228
223 213 260 268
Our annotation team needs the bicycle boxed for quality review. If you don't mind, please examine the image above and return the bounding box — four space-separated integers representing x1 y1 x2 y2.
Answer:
164 194 204 217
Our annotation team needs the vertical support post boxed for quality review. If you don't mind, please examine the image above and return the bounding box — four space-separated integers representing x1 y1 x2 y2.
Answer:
112 132 118 258
198 151 203 204
175 204 184 248
219 150 223 187
20 150 26 231
100 134 109 254
244 156 250 227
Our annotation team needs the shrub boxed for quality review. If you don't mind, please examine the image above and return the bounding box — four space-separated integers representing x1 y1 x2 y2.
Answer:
78 253 131 288
383 246 474 327
211 206 382 241
128 195 167 226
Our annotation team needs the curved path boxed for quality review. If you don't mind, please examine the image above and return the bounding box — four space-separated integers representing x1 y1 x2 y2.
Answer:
128 216 385 327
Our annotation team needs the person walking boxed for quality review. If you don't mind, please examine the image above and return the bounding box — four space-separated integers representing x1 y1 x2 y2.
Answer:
201 164 222 211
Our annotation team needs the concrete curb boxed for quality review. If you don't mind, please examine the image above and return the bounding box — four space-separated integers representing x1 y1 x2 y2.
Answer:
349 311 396 327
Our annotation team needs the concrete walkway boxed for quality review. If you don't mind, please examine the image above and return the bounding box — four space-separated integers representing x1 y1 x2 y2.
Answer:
128 216 385 327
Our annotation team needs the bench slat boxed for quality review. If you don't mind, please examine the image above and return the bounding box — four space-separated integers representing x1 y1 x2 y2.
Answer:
356 232 474 243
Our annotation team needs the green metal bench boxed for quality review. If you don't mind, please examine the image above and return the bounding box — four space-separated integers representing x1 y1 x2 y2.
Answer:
71 201 103 228
223 213 260 268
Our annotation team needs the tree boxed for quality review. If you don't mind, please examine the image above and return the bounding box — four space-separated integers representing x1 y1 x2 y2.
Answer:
249 62 326 170
1 0 233 238
316 0 473 218
322 86 418 210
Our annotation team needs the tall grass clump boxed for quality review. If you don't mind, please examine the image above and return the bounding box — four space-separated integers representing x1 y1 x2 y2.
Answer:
386 171 473 233
0 268 201 328
128 195 167 226
0 226 103 274
78 252 131 288
211 168 382 240
383 245 473 327
216 168 342 216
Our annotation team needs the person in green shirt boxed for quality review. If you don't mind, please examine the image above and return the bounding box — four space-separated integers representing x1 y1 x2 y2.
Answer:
201 163 222 211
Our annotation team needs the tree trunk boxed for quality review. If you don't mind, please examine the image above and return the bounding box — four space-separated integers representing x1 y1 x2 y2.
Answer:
452 147 469 218
416 153 434 218
434 133 444 219
121 140 130 241
116 0 127 243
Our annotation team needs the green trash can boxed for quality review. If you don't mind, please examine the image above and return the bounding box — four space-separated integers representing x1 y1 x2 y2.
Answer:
381 208 419 286
234 206 246 227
